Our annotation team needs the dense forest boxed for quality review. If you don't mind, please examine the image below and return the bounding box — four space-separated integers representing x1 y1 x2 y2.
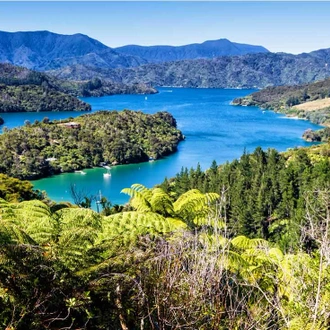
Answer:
159 143 330 251
0 143 330 329
0 110 183 179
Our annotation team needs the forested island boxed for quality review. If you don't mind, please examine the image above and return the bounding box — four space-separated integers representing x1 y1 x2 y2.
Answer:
0 142 330 329
0 110 184 179
232 77 330 141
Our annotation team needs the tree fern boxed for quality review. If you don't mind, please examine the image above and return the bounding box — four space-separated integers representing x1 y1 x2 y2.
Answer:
122 184 220 230
53 208 103 270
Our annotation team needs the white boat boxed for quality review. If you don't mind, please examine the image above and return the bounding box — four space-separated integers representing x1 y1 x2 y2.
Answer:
75 170 86 175
103 166 111 177
145 96 148 100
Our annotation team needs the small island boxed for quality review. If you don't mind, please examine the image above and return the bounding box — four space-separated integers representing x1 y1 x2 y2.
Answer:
0 110 184 180
232 78 330 142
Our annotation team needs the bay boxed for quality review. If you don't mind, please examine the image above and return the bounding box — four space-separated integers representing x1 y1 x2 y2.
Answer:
3 88 322 206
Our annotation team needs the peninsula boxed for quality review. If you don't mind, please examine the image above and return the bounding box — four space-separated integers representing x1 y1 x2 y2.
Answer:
232 78 330 141
0 110 184 180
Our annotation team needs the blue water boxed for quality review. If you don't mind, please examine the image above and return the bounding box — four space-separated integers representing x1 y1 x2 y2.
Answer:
3 88 322 206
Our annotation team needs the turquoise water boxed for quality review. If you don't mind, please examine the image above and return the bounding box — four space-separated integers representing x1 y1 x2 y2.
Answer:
5 88 321 206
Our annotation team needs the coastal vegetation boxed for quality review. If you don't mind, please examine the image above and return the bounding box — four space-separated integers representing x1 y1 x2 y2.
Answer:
0 143 330 329
0 110 184 179
2 30 330 330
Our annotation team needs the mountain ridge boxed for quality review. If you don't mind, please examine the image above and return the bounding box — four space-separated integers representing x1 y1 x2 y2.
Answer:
114 38 269 62
0 30 146 70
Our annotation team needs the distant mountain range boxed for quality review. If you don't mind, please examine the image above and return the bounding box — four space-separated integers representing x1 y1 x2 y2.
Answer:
2 30 330 90
0 30 269 71
114 39 269 63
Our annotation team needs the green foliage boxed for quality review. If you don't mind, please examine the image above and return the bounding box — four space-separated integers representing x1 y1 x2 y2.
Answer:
121 183 219 229
0 173 42 202
1 185 330 328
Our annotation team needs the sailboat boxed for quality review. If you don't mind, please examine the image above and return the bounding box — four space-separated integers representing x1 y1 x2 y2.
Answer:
103 165 111 178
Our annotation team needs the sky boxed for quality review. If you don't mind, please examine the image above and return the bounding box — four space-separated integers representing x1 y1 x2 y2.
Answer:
0 1 330 54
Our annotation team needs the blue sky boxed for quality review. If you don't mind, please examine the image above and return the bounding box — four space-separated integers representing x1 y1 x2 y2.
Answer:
1 1 330 54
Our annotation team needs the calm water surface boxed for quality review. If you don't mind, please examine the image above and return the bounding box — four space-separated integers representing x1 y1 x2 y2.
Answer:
3 88 322 206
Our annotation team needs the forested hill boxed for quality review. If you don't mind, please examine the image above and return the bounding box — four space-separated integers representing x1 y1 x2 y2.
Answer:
48 50 330 88
0 30 146 70
115 38 269 63
232 77 330 112
0 63 157 113
232 77 330 141
0 110 184 179
0 63 91 112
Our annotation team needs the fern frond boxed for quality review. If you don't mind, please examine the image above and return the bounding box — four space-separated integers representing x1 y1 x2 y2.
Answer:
149 187 174 215
231 235 269 250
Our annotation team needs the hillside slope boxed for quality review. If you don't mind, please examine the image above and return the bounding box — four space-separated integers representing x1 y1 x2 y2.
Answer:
0 63 91 112
0 62 156 102
49 50 330 89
